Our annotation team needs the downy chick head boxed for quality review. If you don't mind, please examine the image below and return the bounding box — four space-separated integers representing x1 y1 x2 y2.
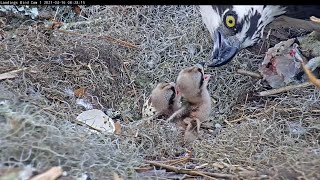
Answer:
176 63 211 102
149 82 181 116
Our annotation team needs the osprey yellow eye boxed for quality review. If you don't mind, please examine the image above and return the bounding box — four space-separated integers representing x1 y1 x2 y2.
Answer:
225 15 236 28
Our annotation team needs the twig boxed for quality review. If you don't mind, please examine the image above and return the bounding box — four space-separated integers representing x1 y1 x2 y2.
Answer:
58 18 105 29
195 163 209 169
229 112 266 123
100 35 138 49
300 60 320 89
238 170 258 177
146 160 217 180
30 166 63 180
158 157 190 165
224 119 233 126
0 67 28 80
228 105 277 124
55 29 138 49
236 69 262 79
273 107 320 113
229 105 319 124
72 119 103 134
134 166 153 172
145 160 235 179
258 82 313 96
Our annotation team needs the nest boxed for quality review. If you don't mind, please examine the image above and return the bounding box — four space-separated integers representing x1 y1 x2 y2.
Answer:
0 5 319 179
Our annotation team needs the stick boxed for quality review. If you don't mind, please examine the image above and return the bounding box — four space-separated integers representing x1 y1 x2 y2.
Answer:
100 35 138 49
0 68 28 80
44 19 138 49
58 18 106 30
158 157 190 165
267 107 320 113
258 82 313 96
229 112 266 123
300 60 320 89
229 106 319 124
224 119 233 126
56 29 138 49
145 160 235 179
30 166 63 180
236 69 262 79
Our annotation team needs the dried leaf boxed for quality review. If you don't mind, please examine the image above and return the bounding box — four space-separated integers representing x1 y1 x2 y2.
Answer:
74 87 86 98
30 166 63 180
52 21 63 29
114 121 121 135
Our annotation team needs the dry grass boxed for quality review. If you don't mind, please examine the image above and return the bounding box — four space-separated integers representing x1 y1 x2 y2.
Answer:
0 5 319 179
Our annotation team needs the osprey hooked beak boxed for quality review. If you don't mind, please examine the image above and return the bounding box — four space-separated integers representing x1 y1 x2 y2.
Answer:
199 5 290 67
210 29 240 67
200 5 320 67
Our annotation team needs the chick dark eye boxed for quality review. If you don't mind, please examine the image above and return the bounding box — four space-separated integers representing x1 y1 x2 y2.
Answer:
170 86 175 92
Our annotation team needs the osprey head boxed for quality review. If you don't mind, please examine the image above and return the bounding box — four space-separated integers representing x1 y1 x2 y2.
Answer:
199 5 286 67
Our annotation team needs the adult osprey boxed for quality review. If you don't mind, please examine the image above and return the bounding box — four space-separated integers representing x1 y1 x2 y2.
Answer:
199 5 320 67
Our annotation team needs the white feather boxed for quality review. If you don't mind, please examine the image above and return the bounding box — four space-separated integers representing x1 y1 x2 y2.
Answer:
234 5 286 48
233 5 261 22
199 5 222 38
258 6 286 38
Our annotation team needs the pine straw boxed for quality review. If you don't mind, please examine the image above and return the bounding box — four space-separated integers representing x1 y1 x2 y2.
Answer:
194 104 320 179
0 5 320 179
